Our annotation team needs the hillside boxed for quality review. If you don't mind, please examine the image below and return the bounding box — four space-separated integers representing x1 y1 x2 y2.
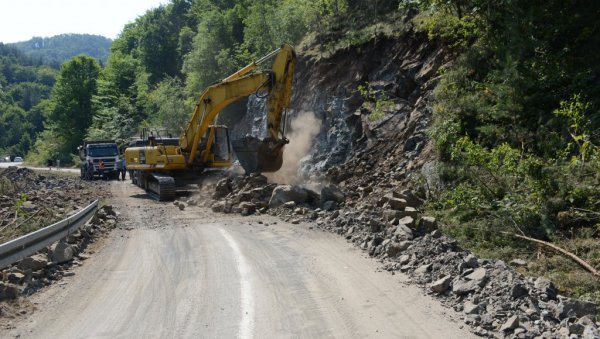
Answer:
10 34 111 65
0 43 56 158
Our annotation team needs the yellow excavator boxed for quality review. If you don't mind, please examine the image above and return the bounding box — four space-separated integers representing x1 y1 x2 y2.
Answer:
124 44 296 200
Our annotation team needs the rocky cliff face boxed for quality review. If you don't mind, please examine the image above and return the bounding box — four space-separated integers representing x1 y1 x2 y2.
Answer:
233 34 448 192
291 34 447 192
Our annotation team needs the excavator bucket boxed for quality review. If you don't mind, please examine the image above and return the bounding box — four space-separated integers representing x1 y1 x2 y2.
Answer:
232 137 286 173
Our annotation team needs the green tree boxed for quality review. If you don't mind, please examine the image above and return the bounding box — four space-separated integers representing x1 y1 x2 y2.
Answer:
48 55 100 157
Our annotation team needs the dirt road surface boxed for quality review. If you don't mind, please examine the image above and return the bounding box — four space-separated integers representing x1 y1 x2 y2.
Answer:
6 182 472 338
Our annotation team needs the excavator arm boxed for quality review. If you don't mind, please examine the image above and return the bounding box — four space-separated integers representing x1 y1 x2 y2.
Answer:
179 72 271 162
179 44 296 171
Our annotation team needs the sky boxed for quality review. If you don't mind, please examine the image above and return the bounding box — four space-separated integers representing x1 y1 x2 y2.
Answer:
0 0 170 43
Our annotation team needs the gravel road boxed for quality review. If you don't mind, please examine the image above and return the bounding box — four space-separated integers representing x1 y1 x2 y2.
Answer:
6 182 472 338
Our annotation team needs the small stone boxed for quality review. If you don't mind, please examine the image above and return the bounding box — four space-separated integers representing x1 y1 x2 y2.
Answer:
398 254 410 265
0 282 20 301
387 198 407 211
463 301 479 314
418 216 437 232
7 272 25 284
465 268 487 282
430 276 452 294
399 206 418 219
509 259 527 267
568 323 585 335
510 283 529 299
452 279 479 295
414 263 432 275
500 315 519 332
534 277 557 299
397 216 414 227
464 254 478 268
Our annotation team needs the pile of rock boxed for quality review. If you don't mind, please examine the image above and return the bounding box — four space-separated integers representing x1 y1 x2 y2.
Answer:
0 205 118 300
0 167 108 240
203 174 598 337
387 233 598 338
204 173 350 221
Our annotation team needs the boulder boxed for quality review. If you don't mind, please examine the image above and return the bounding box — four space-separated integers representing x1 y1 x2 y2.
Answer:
51 240 75 264
555 298 596 319
383 209 403 221
386 198 407 211
7 272 25 284
369 219 384 233
211 201 226 213
19 254 48 271
213 178 232 199
0 282 20 301
510 283 529 299
465 268 487 283
269 185 308 208
321 184 345 206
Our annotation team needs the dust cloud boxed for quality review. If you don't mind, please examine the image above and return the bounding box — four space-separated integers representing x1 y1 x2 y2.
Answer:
266 111 322 185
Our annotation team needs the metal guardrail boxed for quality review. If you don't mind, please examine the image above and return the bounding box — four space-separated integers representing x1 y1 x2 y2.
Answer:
0 200 99 270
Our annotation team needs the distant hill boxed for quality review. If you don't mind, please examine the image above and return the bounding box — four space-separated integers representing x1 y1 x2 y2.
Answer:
10 34 112 66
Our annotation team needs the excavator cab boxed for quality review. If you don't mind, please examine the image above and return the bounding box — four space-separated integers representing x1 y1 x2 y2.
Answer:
198 125 233 168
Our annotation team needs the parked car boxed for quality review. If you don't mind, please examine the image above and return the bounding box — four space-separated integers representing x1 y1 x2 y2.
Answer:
13 156 23 162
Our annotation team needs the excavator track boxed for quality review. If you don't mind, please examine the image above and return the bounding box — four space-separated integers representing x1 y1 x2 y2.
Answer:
147 174 176 201
133 170 176 201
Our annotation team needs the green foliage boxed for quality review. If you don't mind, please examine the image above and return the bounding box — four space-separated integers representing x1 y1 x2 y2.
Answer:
418 12 482 49
423 4 600 304
14 193 29 218
41 55 101 164
26 129 66 165
145 77 191 134
357 83 395 122
0 177 12 195
0 43 55 157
